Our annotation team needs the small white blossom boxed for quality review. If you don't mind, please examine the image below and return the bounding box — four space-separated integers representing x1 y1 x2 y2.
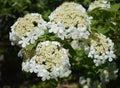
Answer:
22 61 30 72
19 37 30 47
79 76 91 88
9 28 20 45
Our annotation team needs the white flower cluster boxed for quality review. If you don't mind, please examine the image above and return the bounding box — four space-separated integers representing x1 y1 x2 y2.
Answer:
21 41 71 81
100 62 118 83
79 77 105 88
87 33 116 66
49 2 86 18
9 13 47 47
88 0 110 11
9 1 117 83
79 63 118 88
48 2 92 40
79 76 91 88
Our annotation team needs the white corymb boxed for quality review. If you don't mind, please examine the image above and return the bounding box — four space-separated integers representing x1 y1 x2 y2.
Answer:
87 33 116 66
100 62 118 83
88 0 110 11
22 41 71 81
49 2 86 21
48 2 92 40
9 13 47 47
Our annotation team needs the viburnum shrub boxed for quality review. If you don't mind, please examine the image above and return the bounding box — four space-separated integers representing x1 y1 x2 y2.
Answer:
9 0 120 88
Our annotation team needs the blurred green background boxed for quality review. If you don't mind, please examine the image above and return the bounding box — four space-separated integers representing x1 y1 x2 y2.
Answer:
0 0 120 88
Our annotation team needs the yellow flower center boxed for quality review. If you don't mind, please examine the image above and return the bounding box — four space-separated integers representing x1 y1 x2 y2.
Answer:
53 10 88 28
35 42 64 71
14 14 40 38
90 34 109 54
56 2 83 11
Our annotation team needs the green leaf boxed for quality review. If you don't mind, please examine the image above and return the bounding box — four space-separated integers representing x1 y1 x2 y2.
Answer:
110 3 120 11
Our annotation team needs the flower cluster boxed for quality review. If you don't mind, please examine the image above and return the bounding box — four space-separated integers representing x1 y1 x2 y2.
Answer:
10 13 47 47
21 41 71 81
88 0 110 11
87 33 116 66
100 62 118 83
9 1 118 87
79 62 118 88
50 2 86 13
48 2 92 40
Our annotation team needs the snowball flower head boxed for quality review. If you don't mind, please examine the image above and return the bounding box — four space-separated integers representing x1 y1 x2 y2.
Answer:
22 41 71 81
9 13 47 47
88 0 110 11
49 2 86 20
48 2 92 40
87 33 116 66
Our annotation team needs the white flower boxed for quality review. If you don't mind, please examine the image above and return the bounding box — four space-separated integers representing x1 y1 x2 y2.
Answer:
48 2 91 40
79 76 91 88
29 59 38 73
88 0 110 11
87 33 116 66
19 37 30 47
79 76 87 85
9 28 20 45
83 85 89 88
105 51 116 62
70 39 88 50
22 61 30 72
9 13 47 47
71 40 81 50
37 69 50 81
47 22 67 40
21 41 71 81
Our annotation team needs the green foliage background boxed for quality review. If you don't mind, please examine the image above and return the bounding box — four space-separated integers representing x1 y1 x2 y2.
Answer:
0 0 120 88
